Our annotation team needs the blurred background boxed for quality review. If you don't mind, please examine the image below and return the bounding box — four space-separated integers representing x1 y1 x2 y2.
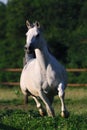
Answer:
0 0 87 84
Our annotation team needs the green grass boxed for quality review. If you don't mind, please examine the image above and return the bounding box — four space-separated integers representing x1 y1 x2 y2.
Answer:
0 86 87 130
0 109 87 130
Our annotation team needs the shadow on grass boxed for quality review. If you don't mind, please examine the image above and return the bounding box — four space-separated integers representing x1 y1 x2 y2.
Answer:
0 123 20 130
0 97 35 106
0 99 22 105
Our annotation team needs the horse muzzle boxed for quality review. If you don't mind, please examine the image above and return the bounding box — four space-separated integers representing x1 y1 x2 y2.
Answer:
24 44 34 54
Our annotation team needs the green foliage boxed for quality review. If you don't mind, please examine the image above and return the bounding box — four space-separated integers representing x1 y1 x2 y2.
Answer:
0 0 87 83
0 2 6 39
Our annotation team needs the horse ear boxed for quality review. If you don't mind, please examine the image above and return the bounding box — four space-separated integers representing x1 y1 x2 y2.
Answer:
26 20 31 29
35 21 40 28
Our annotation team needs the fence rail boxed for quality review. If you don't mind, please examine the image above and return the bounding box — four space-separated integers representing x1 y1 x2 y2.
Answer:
0 68 87 72
66 68 87 72
0 68 22 72
0 68 87 87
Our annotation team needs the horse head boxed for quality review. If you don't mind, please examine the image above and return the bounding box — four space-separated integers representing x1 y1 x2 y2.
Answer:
25 20 41 52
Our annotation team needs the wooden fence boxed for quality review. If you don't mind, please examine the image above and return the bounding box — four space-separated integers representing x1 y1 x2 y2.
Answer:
0 68 87 87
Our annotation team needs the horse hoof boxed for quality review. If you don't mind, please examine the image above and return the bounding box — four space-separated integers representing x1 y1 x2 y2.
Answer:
39 109 47 116
61 111 69 118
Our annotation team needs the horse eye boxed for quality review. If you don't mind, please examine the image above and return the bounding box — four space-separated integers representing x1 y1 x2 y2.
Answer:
36 33 39 38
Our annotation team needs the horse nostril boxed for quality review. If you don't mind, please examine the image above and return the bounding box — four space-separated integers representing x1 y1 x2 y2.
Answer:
36 33 39 38
29 46 33 51
24 46 27 51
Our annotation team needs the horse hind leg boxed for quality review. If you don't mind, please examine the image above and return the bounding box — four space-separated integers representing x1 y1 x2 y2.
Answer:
31 96 46 116
24 94 28 104
24 89 31 104
58 83 69 118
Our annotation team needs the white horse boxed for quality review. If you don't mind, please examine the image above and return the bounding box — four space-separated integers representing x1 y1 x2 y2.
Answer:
20 20 69 117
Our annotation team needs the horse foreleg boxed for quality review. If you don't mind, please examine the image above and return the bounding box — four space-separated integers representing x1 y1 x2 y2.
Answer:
58 83 69 118
39 90 55 117
32 96 46 116
59 93 69 117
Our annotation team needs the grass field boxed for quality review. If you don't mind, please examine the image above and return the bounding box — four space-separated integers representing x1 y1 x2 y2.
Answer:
0 86 87 130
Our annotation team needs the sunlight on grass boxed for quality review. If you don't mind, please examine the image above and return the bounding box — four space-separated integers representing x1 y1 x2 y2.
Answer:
0 86 87 115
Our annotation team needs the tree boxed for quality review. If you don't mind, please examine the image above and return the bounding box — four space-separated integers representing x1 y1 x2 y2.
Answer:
0 0 87 83
0 2 6 39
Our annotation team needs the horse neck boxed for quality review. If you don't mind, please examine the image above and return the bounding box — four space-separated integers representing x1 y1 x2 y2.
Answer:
35 38 50 71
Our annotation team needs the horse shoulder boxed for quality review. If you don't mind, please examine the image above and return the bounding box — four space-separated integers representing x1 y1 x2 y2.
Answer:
46 54 67 86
